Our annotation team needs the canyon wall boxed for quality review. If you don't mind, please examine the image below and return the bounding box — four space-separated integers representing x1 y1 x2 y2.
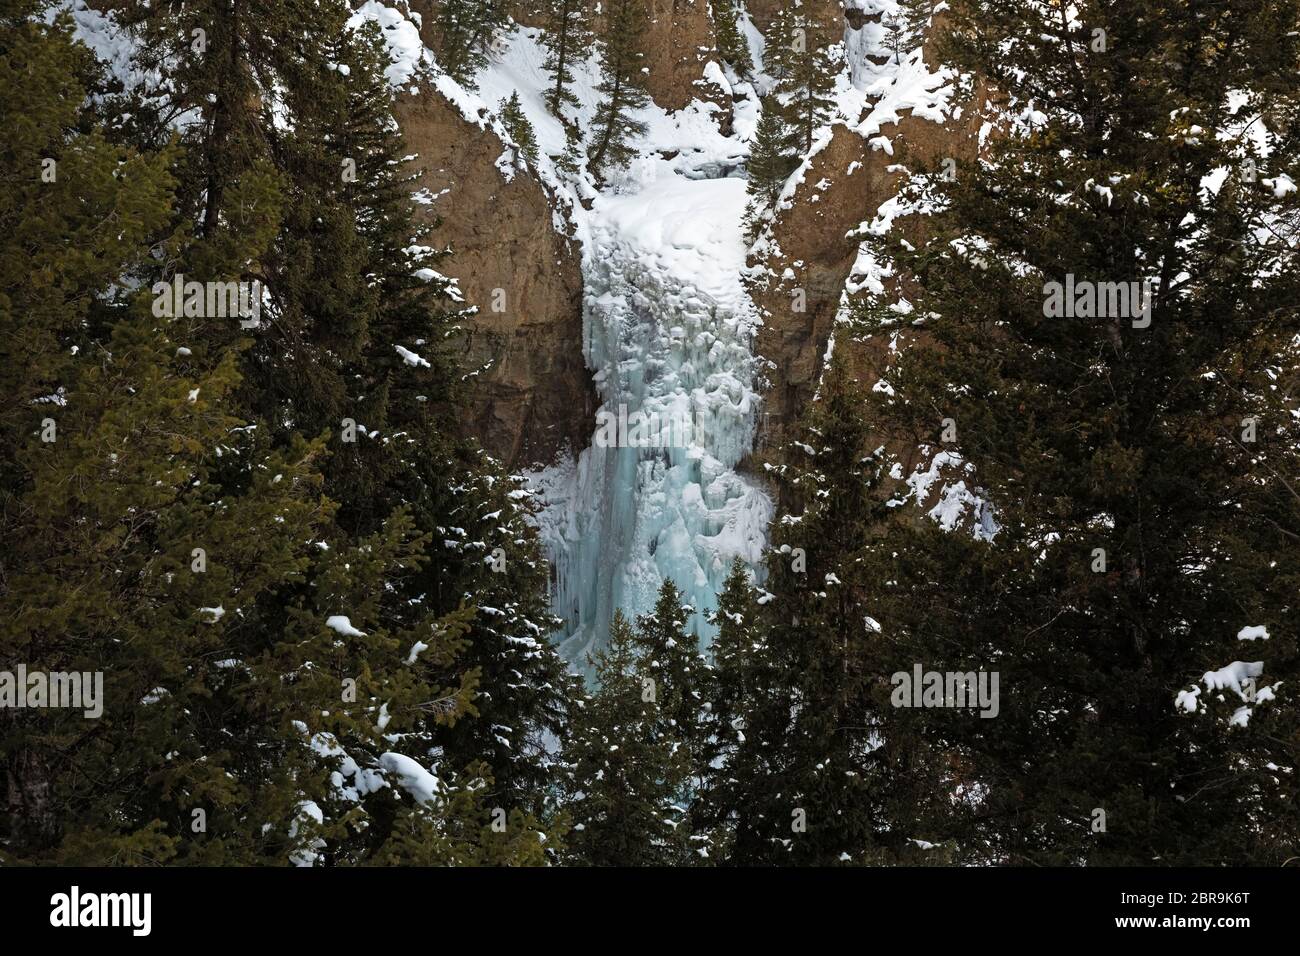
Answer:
392 1 729 469
393 6 594 468
748 7 983 437
391 2 981 467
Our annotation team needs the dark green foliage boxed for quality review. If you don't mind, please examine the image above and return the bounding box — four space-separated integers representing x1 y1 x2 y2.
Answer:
695 558 767 858
716 354 923 864
417 454 574 817
744 105 799 233
500 90 541 165
540 0 593 115
588 0 650 176
431 0 510 87
633 580 709 774
846 0 1300 864
712 0 753 77
0 0 567 866
0 4 334 862
765 4 838 155
565 609 693 865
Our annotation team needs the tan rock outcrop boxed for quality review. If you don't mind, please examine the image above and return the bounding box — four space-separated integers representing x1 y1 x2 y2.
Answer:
748 16 983 437
395 88 594 468
641 0 721 112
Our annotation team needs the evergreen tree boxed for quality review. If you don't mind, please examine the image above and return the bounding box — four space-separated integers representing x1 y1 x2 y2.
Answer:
0 4 338 862
882 0 932 65
299 17 570 843
2 318 336 864
850 0 1300 864
499 90 541 166
118 0 377 438
283 8 569 853
418 454 574 818
1 0 567 866
587 0 650 176
267 508 562 866
741 353 889 864
695 558 769 857
119 0 300 246
634 580 707 755
551 122 585 177
743 104 799 234
712 0 753 77
765 5 838 155
717 352 949 864
431 0 510 87
540 0 593 116
117 1 477 551
633 580 709 861
565 611 691 865
633 579 709 857
761 1 815 80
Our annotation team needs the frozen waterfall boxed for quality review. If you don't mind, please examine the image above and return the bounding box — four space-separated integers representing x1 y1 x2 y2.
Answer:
535 161 773 665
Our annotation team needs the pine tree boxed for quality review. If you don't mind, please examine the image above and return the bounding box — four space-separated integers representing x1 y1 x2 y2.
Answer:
541 0 593 116
695 558 769 857
587 0 650 176
565 611 692 865
633 580 709 862
303 17 570 841
265 508 562 866
737 353 889 864
4 321 336 865
744 105 799 233
551 122 585 177
712 352 951 865
0 6 335 857
118 0 366 434
431 0 510 87
118 0 462 551
119 0 300 245
849 0 1300 864
499 91 541 166
704 559 762 765
634 581 707 754
761 1 812 81
712 0 753 77
632 580 709 858
765 5 838 155
281 7 570 852
417 453 574 818
1 0 568 866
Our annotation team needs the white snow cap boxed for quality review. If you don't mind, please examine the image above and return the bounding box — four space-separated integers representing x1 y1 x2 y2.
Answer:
378 752 443 805
325 615 367 638
1202 660 1264 697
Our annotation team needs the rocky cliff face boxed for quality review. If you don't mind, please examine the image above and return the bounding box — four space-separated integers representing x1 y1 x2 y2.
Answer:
394 87 593 469
747 9 983 436
749 110 984 431
640 0 721 112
